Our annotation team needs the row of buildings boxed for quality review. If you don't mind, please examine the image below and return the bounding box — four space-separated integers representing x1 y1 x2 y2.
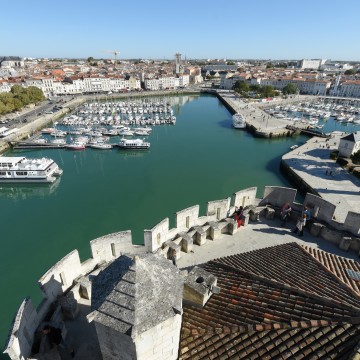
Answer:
0 54 201 97
1 55 360 98
0 73 193 97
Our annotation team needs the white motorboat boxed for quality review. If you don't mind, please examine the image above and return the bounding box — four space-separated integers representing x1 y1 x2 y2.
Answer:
232 113 246 129
116 138 150 150
134 130 150 136
118 129 134 136
0 156 63 183
50 138 66 146
65 141 86 150
88 143 113 150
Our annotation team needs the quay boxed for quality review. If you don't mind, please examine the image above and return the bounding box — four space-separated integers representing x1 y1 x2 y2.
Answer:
281 132 360 222
216 90 316 138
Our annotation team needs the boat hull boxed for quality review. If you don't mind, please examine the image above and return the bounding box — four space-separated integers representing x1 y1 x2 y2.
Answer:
116 145 150 150
0 177 56 183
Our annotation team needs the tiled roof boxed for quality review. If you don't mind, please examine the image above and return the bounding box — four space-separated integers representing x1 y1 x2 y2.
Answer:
179 243 360 359
302 245 360 295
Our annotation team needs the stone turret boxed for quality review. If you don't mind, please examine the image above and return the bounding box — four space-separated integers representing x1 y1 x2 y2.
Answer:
88 253 183 360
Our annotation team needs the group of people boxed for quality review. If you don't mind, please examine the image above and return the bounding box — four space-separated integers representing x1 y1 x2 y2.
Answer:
280 202 312 237
232 206 245 228
293 205 312 236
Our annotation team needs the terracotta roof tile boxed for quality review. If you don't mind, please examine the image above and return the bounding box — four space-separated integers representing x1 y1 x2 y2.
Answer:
179 243 360 359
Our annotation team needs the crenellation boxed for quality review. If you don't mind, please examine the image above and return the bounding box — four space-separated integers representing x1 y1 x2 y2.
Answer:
206 197 231 221
261 186 296 208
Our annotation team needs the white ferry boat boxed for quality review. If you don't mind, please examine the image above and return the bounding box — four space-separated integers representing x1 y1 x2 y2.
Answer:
232 113 246 129
116 138 150 150
0 156 63 183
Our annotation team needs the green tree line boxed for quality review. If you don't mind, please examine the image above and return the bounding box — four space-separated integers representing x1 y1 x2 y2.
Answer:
0 85 45 115
233 80 298 98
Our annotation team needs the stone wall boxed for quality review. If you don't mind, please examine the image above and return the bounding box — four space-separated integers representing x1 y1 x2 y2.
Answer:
3 298 39 360
206 197 231 221
134 314 182 360
344 212 360 235
261 186 297 208
94 322 136 360
90 230 144 262
38 250 83 302
233 187 257 208
144 218 170 252
304 193 336 224
175 205 200 232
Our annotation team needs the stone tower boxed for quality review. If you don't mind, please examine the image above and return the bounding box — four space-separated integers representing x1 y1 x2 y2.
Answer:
175 53 182 75
89 253 183 360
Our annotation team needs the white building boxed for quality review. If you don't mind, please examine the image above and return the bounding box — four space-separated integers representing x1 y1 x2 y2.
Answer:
0 81 11 93
339 81 360 98
260 77 330 95
338 132 360 158
299 59 324 70
144 75 189 90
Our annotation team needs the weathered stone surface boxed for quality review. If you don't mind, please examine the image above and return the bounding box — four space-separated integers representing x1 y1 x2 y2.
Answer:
91 253 183 338
183 266 217 307
208 221 221 240
339 236 352 251
78 276 92 300
266 208 275 220
178 232 193 253
320 227 343 245
310 222 324 237
59 293 79 320
243 213 250 226
192 225 206 246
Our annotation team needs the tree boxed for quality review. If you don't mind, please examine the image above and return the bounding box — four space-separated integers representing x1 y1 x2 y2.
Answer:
344 69 356 75
27 86 45 103
233 80 249 93
227 61 235 65
282 83 298 95
10 85 24 96
87 57 94 63
260 85 276 98
249 84 261 92
266 63 274 69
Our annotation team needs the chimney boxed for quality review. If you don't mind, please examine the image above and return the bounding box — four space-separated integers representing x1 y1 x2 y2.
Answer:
183 266 219 307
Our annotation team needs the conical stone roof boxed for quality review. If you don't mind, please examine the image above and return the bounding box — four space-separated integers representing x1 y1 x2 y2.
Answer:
91 253 183 338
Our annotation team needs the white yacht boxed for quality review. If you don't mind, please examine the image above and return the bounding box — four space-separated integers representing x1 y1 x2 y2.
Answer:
0 156 63 183
116 138 150 150
232 113 246 129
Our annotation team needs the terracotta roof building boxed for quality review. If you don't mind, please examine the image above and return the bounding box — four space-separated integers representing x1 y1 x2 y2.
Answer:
180 243 360 359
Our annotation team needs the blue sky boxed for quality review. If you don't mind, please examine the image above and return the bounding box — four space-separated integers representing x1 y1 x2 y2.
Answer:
1 0 359 61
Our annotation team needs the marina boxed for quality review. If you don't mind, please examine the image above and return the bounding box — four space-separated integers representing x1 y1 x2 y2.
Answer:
1 93 360 356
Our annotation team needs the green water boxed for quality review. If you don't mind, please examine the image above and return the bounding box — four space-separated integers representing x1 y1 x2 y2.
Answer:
0 94 300 355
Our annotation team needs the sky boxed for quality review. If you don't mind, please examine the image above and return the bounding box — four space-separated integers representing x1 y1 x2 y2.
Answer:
1 0 360 61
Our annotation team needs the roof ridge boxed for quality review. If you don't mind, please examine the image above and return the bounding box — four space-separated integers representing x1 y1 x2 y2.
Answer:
207 259 360 314
300 244 360 303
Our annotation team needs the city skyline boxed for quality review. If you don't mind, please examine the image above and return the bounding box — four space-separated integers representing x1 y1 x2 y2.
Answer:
1 0 360 61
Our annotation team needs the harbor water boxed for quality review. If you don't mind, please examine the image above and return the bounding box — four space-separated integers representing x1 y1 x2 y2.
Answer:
0 93 358 356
